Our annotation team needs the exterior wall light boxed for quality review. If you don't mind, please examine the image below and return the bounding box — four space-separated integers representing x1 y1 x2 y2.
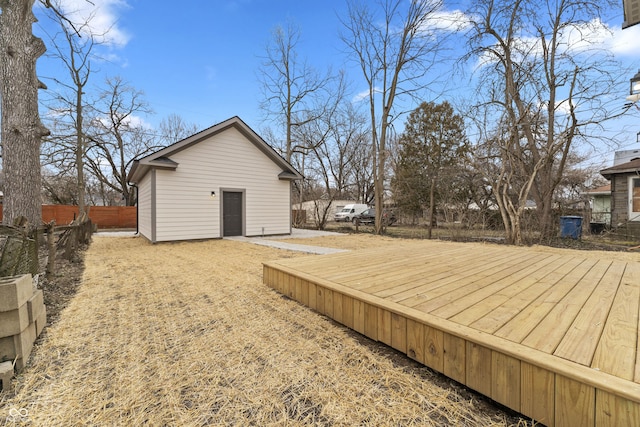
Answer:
210 191 216 198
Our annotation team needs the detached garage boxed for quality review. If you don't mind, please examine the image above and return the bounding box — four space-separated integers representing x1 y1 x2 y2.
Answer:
127 116 302 243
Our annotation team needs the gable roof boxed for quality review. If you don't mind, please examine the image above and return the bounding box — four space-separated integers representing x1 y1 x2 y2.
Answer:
127 116 303 184
600 158 640 179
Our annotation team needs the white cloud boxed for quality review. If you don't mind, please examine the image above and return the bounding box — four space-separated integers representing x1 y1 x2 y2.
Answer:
96 113 152 130
125 114 153 129
352 87 382 103
472 17 636 70
607 23 640 57
57 0 130 47
427 9 472 32
552 98 574 116
558 19 614 56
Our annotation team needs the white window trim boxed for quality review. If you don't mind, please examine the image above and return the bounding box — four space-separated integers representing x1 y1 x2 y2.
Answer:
628 176 640 221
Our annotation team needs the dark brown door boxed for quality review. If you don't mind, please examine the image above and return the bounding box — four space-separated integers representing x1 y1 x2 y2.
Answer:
223 192 243 236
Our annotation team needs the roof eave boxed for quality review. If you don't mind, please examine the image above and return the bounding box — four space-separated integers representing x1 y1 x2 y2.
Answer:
601 168 640 178
582 191 610 196
278 171 303 180
128 158 179 184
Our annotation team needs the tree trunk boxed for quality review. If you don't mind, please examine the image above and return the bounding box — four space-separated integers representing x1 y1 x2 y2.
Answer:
374 112 390 235
76 87 86 214
427 176 435 239
510 210 523 246
0 0 48 227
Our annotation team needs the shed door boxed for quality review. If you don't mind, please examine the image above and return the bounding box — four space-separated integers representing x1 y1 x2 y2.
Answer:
631 177 640 221
223 192 243 236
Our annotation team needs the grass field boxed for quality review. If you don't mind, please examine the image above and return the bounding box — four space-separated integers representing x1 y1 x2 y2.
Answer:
0 234 536 426
321 221 639 251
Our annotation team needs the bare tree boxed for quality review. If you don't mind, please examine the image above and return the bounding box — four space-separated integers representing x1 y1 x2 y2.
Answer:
42 168 78 205
157 113 199 146
296 86 371 229
258 21 335 163
85 76 159 206
41 10 105 214
472 116 538 245
341 0 446 234
466 0 627 244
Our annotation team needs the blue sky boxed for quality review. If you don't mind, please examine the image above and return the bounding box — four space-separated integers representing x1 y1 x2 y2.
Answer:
35 1 353 130
34 0 640 167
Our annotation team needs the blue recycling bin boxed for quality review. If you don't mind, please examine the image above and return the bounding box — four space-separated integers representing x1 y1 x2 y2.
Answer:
560 216 583 239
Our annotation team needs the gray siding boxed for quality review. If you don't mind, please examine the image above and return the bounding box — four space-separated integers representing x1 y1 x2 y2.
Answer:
609 174 640 239
138 171 153 240
610 175 628 226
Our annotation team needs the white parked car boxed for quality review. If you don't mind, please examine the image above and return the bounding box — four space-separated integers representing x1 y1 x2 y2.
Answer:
334 204 369 222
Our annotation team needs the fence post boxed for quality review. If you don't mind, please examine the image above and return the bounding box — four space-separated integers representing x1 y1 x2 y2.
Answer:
46 221 56 277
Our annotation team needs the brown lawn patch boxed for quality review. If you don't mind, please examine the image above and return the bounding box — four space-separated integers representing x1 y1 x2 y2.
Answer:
1 235 532 425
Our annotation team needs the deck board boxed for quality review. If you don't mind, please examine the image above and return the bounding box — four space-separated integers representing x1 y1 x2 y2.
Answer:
494 257 599 343
470 256 585 334
390 251 532 304
521 259 613 354
430 253 557 319
451 254 567 325
591 261 640 381
554 261 625 366
263 240 640 427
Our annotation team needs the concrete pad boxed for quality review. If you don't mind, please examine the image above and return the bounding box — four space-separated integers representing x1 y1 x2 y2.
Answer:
283 228 347 239
94 231 137 237
226 236 348 255
225 229 349 255
253 239 348 254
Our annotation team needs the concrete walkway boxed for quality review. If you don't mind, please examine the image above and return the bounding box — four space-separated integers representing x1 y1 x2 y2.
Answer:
225 228 349 255
95 228 349 255
94 230 137 237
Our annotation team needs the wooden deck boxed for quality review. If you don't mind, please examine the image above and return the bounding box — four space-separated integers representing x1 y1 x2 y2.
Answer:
263 240 640 427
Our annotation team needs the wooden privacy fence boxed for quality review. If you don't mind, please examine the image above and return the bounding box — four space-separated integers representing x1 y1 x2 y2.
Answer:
0 205 136 229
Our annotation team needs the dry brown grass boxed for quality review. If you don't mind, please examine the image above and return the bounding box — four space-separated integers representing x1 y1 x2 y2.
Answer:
1 235 532 426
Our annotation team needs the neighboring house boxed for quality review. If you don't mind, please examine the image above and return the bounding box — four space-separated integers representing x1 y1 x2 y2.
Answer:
582 184 611 226
614 148 640 165
600 158 640 237
127 116 302 243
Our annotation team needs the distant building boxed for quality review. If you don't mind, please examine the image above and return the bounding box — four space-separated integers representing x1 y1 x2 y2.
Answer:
600 157 640 237
582 184 611 226
298 199 363 224
127 116 302 243
613 148 640 165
